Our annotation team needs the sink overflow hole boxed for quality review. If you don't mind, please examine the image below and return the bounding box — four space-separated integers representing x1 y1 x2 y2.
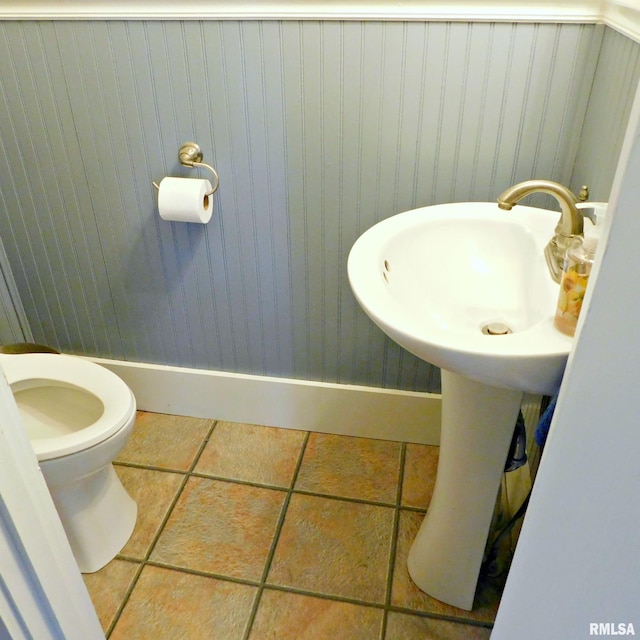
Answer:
482 322 512 336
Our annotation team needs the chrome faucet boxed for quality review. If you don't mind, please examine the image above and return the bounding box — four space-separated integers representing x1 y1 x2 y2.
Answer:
497 179 584 283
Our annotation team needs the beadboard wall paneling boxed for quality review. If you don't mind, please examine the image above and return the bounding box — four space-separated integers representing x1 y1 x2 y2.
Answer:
0 20 624 392
571 27 640 200
0 235 32 344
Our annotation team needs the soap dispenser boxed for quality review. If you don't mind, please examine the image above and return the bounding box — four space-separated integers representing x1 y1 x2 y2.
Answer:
553 202 606 336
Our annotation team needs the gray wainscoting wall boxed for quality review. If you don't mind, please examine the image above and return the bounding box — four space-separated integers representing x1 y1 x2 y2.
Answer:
0 235 32 344
573 26 640 200
0 20 638 392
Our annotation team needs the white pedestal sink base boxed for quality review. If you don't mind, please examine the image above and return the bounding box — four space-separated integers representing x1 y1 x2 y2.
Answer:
407 370 523 610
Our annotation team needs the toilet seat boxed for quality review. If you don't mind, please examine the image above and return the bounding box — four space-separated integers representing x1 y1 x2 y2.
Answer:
0 353 136 461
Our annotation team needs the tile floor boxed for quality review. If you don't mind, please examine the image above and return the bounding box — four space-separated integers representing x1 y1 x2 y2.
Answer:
83 412 506 639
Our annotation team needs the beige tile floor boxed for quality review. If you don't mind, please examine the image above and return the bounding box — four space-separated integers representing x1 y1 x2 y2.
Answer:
83 412 504 639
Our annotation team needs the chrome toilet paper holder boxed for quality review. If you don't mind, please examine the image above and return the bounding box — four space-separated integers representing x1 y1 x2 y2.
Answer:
153 142 220 196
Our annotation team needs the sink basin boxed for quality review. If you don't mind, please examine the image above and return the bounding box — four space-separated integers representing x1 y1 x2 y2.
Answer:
347 202 572 396
348 202 574 610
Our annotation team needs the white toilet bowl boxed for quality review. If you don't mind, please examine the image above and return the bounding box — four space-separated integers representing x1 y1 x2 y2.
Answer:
0 352 138 573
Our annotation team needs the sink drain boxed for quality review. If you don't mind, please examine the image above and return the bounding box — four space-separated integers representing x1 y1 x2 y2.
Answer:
482 322 512 335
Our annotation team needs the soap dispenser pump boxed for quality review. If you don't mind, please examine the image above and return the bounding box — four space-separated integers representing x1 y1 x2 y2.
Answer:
553 202 606 336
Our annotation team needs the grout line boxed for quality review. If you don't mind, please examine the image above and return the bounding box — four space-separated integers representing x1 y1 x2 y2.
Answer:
138 559 262 588
380 442 407 639
190 419 219 472
391 446 408 583
242 430 311 640
106 420 217 636
250 581 388 610
396 504 429 514
287 487 397 508
386 604 495 629
386 605 495 629
260 430 311 584
143 419 218 563
113 460 192 474
395 443 407 513
189 470 298 493
105 559 145 638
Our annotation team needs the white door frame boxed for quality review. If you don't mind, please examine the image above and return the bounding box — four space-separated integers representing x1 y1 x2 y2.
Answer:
0 367 103 639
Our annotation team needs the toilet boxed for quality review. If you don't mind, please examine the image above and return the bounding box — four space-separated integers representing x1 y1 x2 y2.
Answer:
0 352 138 573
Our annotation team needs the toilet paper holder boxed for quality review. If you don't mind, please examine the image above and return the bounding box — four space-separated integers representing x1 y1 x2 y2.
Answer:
153 142 220 196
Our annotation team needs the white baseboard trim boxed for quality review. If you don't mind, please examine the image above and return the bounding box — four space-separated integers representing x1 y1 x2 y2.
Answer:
89 357 442 445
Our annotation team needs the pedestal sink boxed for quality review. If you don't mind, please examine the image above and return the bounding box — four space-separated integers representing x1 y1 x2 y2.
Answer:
347 202 573 610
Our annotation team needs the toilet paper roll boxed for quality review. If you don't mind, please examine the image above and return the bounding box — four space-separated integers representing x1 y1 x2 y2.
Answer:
157 177 213 223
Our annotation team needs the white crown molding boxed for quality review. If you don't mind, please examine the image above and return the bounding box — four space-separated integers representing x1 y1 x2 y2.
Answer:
0 0 606 22
0 0 638 42
603 0 640 42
